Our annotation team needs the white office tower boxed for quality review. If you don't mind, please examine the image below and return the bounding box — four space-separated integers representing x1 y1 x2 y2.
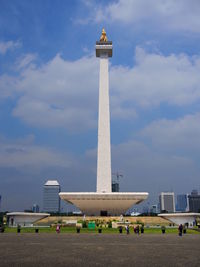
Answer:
59 29 148 215
43 180 60 213
159 192 175 213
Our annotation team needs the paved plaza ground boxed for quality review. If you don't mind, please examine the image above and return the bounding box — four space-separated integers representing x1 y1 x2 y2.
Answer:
0 233 200 266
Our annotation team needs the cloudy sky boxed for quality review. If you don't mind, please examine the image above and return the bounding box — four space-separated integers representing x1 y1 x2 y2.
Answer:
0 0 200 211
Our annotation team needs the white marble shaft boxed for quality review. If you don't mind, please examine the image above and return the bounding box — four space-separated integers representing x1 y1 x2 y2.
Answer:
96 51 112 193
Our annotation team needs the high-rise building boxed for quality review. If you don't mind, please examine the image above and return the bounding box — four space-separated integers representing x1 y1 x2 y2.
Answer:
176 194 189 212
188 190 200 213
32 203 40 213
150 204 158 214
191 189 198 196
43 180 60 213
112 181 119 192
159 192 175 213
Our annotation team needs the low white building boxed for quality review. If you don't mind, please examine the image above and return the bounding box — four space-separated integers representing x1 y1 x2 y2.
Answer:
158 213 200 227
7 212 50 227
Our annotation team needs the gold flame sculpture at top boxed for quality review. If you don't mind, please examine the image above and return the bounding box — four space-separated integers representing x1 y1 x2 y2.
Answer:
100 28 108 42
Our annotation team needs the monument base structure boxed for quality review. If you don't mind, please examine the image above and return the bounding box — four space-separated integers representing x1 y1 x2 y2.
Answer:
59 192 148 216
60 29 148 215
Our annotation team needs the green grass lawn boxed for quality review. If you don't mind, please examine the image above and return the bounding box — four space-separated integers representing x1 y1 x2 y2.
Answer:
3 226 200 234
143 228 199 234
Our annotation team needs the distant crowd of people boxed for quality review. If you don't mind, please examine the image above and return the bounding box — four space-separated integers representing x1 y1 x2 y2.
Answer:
122 224 144 235
54 223 187 236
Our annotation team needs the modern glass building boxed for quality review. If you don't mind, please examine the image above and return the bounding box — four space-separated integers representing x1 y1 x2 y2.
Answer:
176 194 189 212
32 203 40 213
188 190 200 213
43 180 60 213
159 192 175 213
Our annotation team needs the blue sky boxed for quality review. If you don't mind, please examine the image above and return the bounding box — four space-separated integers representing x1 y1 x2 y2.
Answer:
1 0 200 211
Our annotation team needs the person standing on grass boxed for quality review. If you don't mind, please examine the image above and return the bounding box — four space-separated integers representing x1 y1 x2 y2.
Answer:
178 224 183 236
126 225 129 235
56 224 60 233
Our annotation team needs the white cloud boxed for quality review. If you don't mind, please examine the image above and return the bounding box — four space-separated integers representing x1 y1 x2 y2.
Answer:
110 138 198 193
1 47 200 132
12 54 99 132
141 112 200 152
110 47 200 108
10 53 138 132
0 135 71 168
89 0 200 33
0 40 21 55
15 53 37 70
111 105 137 119
85 121 200 193
0 74 19 99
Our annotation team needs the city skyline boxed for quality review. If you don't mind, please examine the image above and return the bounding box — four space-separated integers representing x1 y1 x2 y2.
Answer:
1 0 200 211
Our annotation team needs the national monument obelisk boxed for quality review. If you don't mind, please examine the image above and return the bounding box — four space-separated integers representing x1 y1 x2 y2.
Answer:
96 28 112 193
59 29 148 215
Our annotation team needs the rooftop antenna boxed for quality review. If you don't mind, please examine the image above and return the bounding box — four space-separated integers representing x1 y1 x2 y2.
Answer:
112 172 123 182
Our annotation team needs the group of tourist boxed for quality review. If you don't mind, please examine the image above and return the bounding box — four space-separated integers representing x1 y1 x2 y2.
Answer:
124 225 144 235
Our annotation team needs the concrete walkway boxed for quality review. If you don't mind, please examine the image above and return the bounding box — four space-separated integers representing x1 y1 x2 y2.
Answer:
0 233 200 266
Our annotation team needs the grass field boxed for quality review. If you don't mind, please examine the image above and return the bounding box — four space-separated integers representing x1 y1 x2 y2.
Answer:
3 226 200 234
38 216 170 226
